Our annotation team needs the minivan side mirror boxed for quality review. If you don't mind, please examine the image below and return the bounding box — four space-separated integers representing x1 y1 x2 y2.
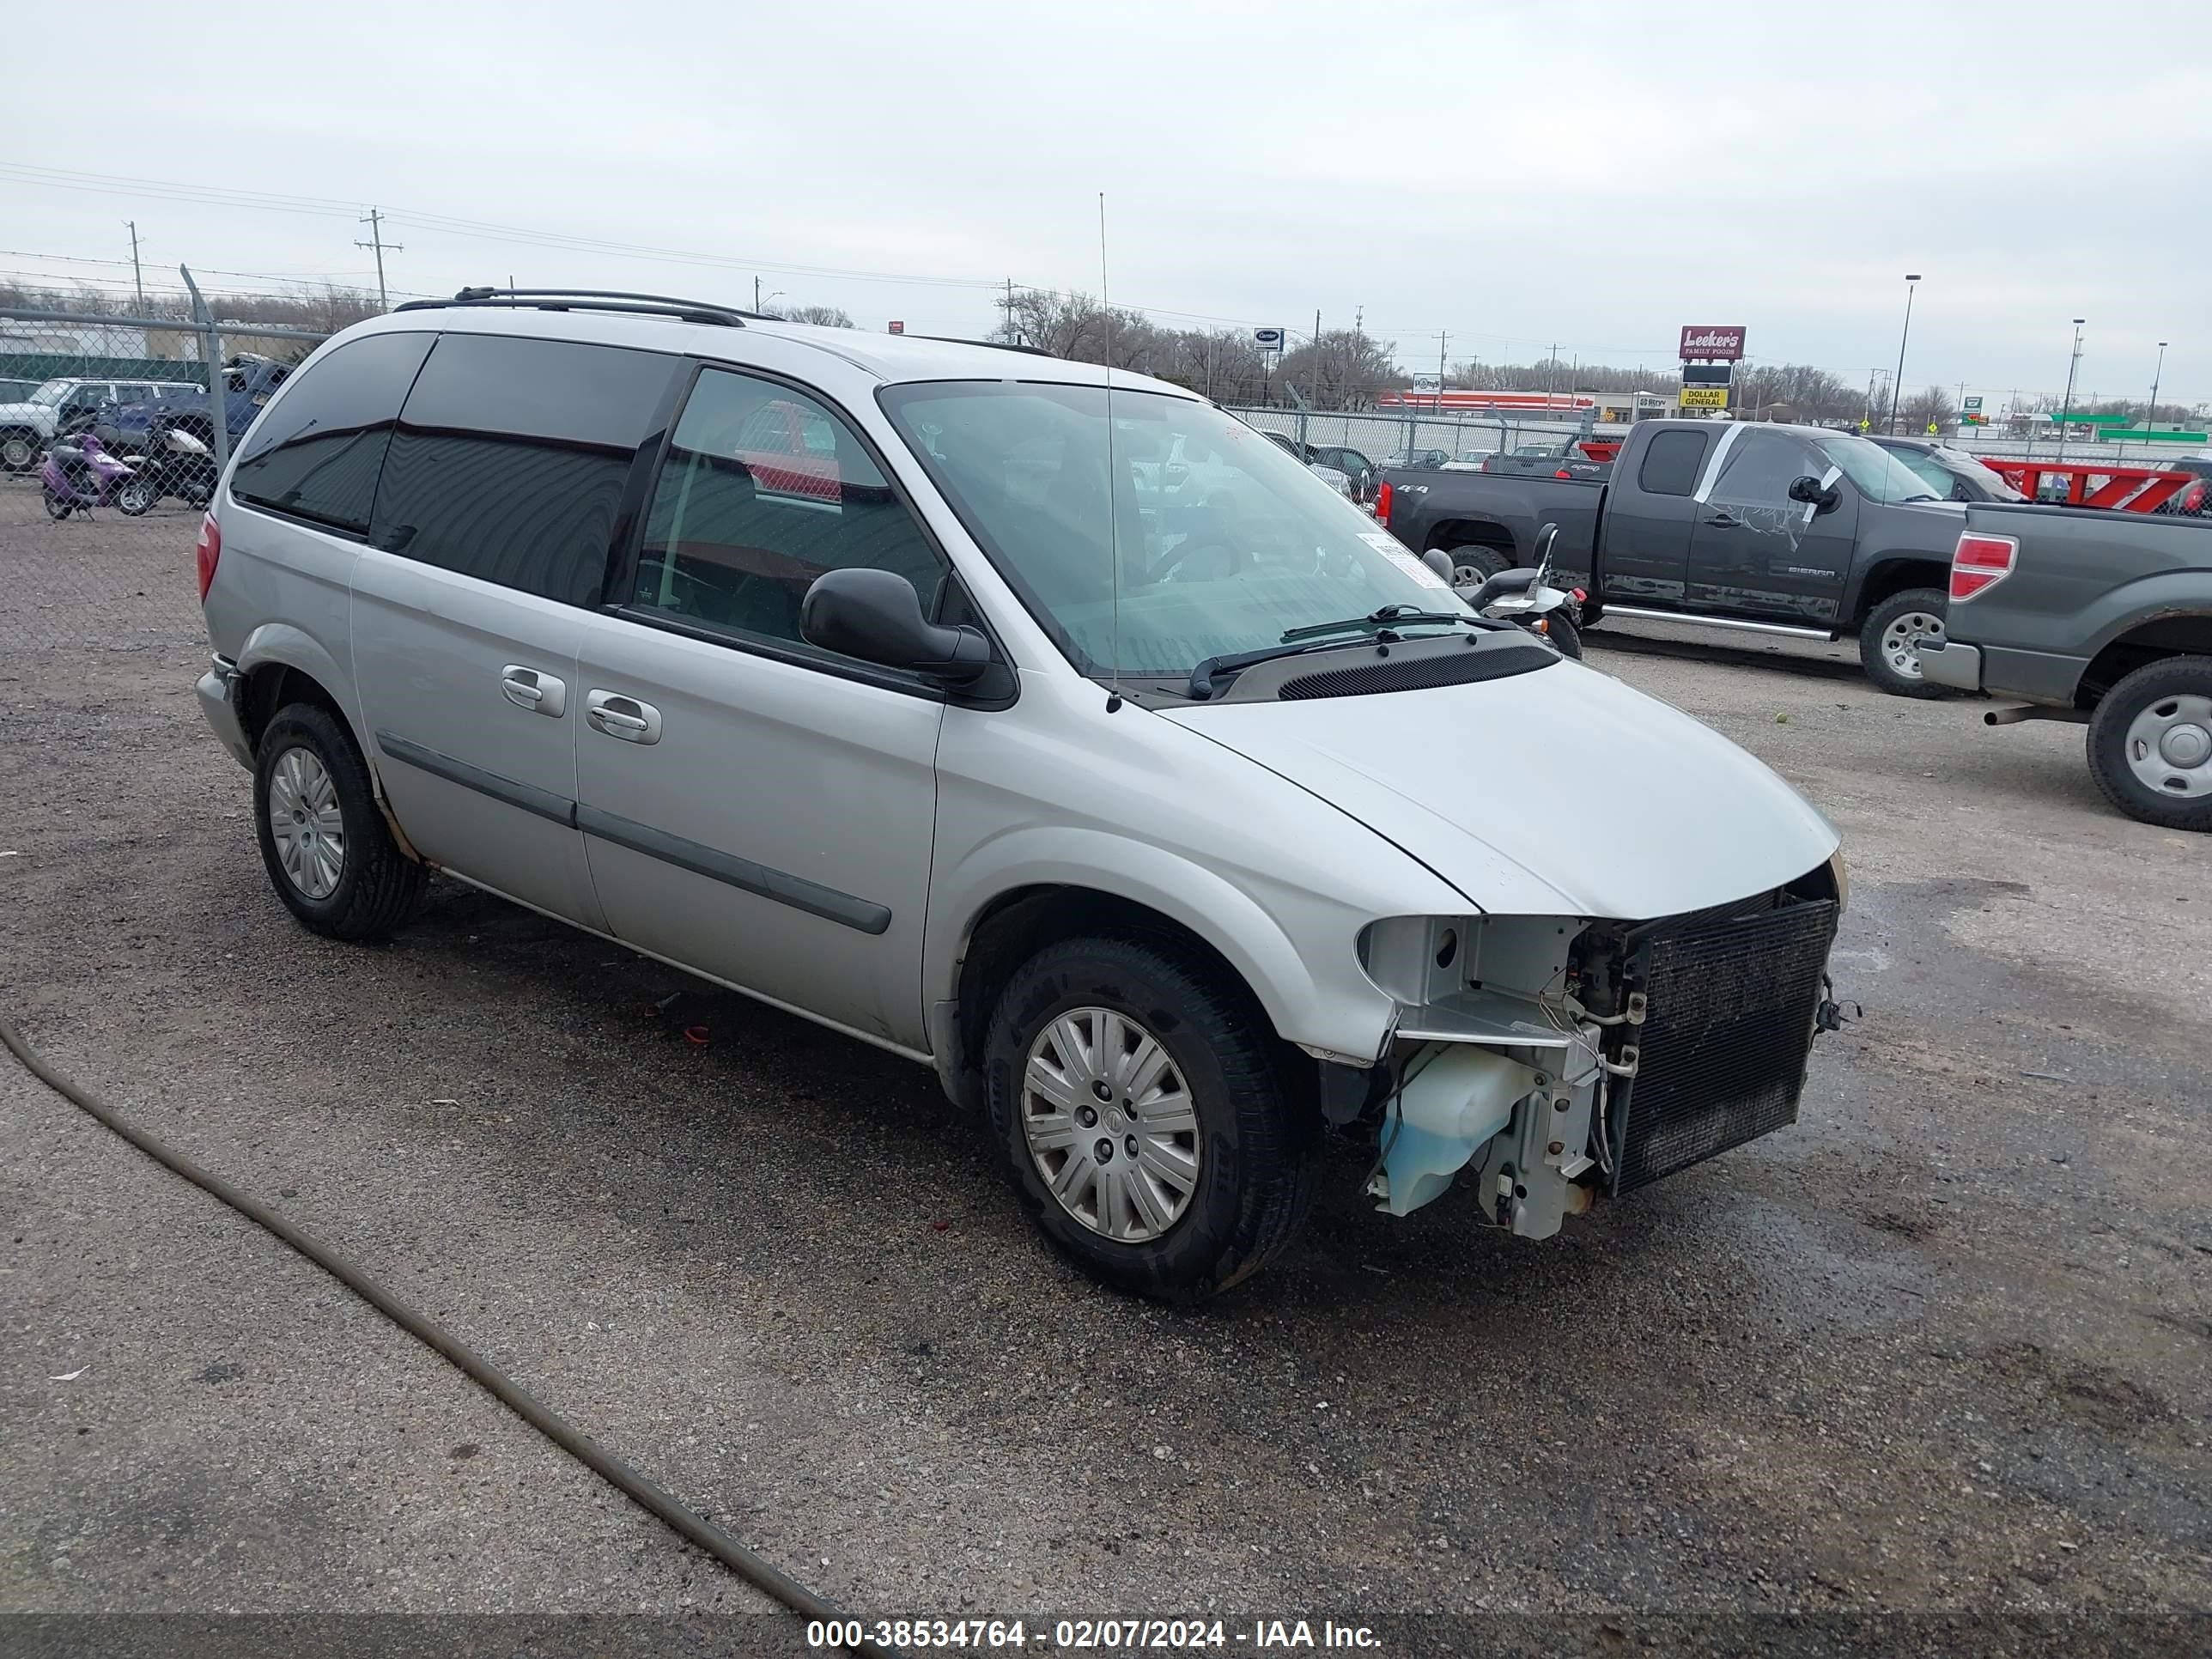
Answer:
1787 474 1841 512
800 568 993 685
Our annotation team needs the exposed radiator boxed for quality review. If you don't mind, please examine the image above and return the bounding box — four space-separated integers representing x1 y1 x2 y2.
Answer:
1607 895 1838 1194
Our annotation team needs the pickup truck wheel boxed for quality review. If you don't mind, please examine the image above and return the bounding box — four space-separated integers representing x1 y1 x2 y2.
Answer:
2087 658 2212 831
1860 587 1952 698
252 704 428 939
983 935 1319 1301
0 429 37 472
1445 545 1510 586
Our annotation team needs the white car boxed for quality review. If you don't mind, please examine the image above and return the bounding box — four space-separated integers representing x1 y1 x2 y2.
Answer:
191 289 1844 1299
0 375 197 471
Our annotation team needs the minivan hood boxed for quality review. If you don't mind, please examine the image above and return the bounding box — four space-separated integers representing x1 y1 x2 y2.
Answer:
1161 658 1838 920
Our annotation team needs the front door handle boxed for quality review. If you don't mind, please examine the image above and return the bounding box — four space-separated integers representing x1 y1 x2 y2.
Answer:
501 665 567 717
586 690 662 744
1703 512 1741 527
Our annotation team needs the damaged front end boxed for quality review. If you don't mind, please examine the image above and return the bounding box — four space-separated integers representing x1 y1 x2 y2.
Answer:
1348 859 1845 1236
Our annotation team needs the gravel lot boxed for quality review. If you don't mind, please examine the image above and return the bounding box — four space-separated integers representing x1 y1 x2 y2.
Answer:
2 482 2206 1648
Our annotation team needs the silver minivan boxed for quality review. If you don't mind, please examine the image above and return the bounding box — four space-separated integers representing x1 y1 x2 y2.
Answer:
192 289 1845 1299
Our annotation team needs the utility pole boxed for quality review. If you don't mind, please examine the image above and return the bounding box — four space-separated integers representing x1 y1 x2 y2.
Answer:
755 276 762 311
2057 319 2085 462
125 221 145 308
1001 276 1020 343
1956 380 1966 436
356 209 401 311
1437 331 1448 406
2148 340 2168 433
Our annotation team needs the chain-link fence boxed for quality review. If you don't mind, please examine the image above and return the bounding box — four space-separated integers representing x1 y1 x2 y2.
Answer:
1228 404 1595 471
2 270 325 517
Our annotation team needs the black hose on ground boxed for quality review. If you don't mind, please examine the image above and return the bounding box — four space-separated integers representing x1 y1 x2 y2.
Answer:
0 1016 890 1658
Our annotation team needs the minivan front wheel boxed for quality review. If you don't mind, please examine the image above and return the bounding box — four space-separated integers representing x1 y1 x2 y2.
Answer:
252 703 427 939
984 936 1318 1300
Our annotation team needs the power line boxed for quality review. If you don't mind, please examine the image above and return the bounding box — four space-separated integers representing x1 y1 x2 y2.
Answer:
0 163 1008 294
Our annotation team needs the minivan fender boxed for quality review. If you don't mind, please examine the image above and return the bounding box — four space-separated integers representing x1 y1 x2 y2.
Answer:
927 826 1404 1067
234 623 370 753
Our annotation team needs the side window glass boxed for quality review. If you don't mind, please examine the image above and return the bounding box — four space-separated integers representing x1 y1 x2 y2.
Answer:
629 367 944 656
371 334 677 606
1636 428 1710 496
1709 430 1816 511
230 332 434 535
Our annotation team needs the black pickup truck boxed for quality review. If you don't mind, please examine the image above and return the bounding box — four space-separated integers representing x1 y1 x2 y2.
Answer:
1918 513 2212 830
1379 417 2026 695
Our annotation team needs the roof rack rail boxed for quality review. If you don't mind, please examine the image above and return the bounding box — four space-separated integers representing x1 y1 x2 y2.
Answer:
392 287 772 327
912 334 1059 359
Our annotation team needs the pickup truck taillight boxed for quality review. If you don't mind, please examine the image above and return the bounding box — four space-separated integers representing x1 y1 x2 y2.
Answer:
1949 531 2016 601
194 512 221 601
1375 481 1393 526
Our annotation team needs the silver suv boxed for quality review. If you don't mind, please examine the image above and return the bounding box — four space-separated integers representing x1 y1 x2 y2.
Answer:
192 289 1845 1298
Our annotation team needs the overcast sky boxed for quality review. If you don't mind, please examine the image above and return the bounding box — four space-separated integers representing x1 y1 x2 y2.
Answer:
5 0 2207 407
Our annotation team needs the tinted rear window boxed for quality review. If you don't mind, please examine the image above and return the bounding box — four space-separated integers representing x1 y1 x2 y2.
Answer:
230 332 434 535
370 333 677 606
1636 428 1710 496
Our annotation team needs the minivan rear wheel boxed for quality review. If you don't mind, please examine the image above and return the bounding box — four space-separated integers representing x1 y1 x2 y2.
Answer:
252 703 427 939
983 935 1319 1300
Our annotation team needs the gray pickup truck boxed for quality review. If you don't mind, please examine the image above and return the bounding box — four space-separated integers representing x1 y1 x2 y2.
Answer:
1918 514 2212 830
1379 418 2050 695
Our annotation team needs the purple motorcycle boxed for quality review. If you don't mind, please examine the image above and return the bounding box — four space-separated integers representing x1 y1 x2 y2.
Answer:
40 431 154 520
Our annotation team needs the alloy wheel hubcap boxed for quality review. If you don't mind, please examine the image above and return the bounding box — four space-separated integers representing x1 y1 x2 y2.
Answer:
1882 610 1943 677
2124 694 2212 799
1021 1007 1200 1243
268 746 346 898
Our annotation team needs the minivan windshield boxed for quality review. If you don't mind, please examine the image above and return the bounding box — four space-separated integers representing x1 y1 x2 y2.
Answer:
1813 434 1944 505
880 382 1463 678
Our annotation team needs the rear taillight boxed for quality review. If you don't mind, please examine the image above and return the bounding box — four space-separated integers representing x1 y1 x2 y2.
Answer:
1375 480 1393 526
194 512 221 601
1949 531 2016 601
1555 468 1572 479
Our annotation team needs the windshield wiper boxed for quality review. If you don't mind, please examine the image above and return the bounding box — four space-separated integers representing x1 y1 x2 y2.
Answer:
1186 639 1350 701
1279 604 1487 643
1187 610 1507 701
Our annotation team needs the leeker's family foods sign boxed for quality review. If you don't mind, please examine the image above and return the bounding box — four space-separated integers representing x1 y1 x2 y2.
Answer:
1680 325 1747 362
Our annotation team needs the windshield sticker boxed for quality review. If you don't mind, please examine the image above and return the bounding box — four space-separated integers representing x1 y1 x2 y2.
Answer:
1364 533 1451 590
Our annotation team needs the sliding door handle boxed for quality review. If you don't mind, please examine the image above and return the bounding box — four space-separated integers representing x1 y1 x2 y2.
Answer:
586 690 663 744
500 665 567 717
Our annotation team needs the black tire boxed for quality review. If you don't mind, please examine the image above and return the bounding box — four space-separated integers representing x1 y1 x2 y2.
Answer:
42 489 71 520
0 429 37 472
1859 586 1952 699
983 934 1319 1301
1443 544 1511 586
116 477 155 516
1541 611 1583 659
2086 656 2212 832
252 703 428 940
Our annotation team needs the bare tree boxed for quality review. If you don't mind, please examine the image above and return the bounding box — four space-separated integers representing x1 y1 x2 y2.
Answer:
1898 384 1958 435
1274 330 1401 410
776 304 856 328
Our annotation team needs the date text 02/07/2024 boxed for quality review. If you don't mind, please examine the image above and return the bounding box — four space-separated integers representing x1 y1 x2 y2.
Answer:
806 1618 1382 1650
